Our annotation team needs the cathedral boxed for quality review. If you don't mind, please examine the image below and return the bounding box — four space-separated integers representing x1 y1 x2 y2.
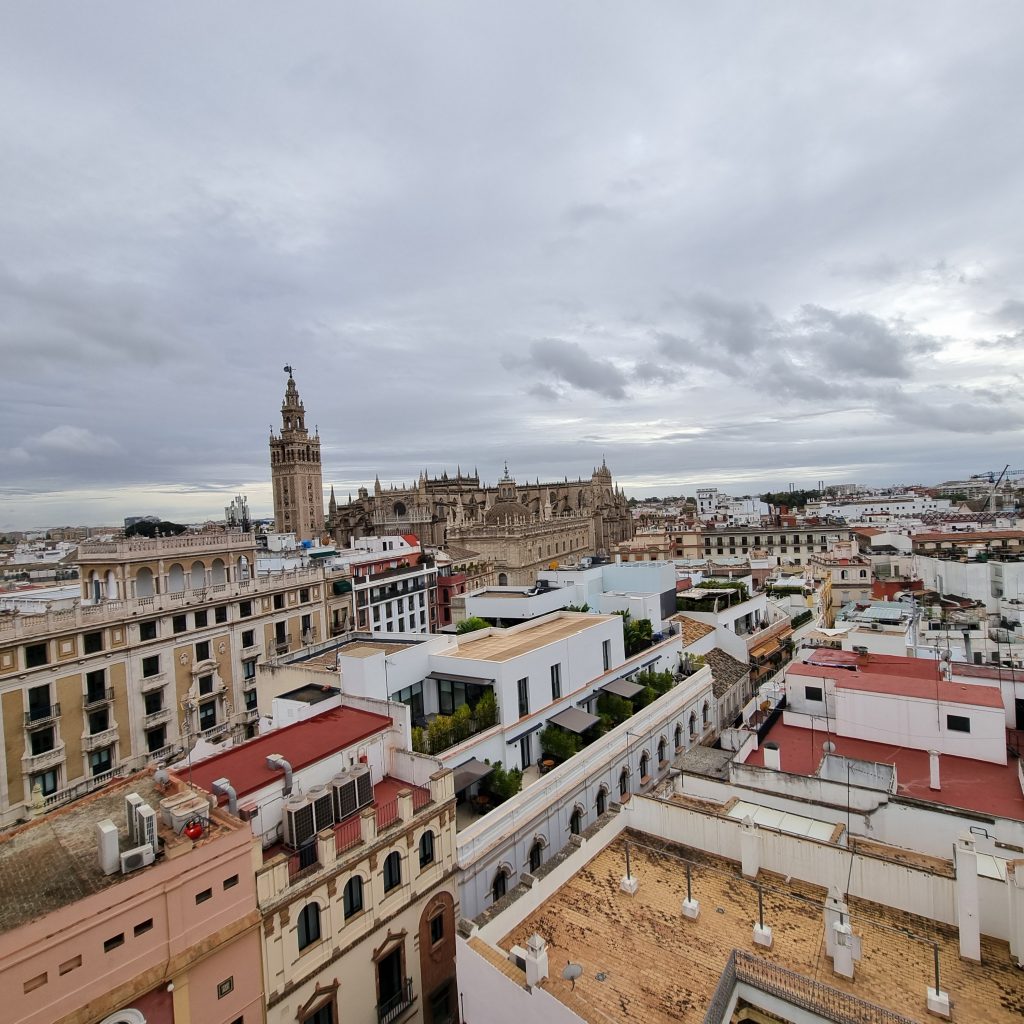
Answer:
268 370 634 575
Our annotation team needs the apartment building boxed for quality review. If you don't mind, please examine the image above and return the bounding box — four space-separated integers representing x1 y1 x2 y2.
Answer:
0 531 326 827
808 540 874 627
702 523 852 565
0 770 263 1024
186 706 460 1024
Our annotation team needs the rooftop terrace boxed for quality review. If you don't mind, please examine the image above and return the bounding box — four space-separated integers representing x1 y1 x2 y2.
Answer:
498 832 1024 1023
447 613 615 662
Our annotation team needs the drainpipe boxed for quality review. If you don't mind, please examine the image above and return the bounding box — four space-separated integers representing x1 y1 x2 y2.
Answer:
266 754 293 795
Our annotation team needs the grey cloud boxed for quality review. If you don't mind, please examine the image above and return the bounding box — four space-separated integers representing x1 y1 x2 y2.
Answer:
515 339 629 400
990 300 1024 327
564 203 626 228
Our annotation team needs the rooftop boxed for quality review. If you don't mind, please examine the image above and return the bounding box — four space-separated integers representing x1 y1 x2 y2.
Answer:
745 719 1024 820
0 773 228 934
498 832 1023 1023
671 614 716 647
914 530 1024 544
447 613 615 663
704 648 749 697
185 705 393 798
789 662 1004 708
803 649 941 678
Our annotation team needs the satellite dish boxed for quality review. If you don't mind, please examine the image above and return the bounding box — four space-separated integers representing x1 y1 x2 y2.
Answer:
562 962 584 989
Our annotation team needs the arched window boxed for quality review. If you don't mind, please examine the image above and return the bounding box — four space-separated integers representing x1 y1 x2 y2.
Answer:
674 722 683 749
702 701 710 727
383 851 402 893
596 786 607 816
190 561 206 590
658 736 667 763
498 572 508 587
297 902 321 950
168 563 185 594
492 868 508 902
619 766 629 797
689 711 697 737
570 806 583 836
529 839 543 872
343 876 363 919
840 569 848 580
419 830 435 869
859 569 867 578
639 751 650 780
135 566 154 598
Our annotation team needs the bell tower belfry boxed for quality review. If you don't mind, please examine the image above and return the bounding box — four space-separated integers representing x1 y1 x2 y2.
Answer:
269 366 324 541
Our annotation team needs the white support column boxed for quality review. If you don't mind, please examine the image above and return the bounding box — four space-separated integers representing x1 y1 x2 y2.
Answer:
954 832 981 962
740 816 760 879
1008 858 1024 968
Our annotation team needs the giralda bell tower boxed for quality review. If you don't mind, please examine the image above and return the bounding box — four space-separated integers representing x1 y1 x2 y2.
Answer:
269 366 324 541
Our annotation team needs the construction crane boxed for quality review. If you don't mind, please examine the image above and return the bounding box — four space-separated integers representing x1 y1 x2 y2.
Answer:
971 467 1024 482
981 465 1014 513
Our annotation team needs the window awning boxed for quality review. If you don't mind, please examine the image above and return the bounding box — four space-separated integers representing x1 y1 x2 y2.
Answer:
452 758 494 792
601 678 645 700
548 707 602 734
427 671 494 686
750 639 781 659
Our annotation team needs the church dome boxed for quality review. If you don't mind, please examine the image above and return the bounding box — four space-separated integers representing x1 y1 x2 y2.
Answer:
485 498 532 526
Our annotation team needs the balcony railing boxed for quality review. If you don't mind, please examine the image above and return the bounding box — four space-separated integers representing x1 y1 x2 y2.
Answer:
245 707 260 721
287 843 320 884
275 635 292 654
23 744 66 773
83 687 115 710
143 707 172 727
377 979 414 1024
25 704 61 728
140 672 166 692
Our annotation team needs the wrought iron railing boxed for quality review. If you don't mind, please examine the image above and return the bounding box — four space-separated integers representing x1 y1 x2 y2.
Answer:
377 978 413 1024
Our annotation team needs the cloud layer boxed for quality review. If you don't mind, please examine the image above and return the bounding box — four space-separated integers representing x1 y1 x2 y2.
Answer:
2 3 1024 527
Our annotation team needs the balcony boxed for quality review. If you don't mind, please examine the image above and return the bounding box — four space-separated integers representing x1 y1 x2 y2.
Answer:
140 672 166 693
24 704 61 728
242 674 258 690
143 707 172 728
82 726 119 752
23 743 66 773
245 707 260 722
274 634 292 655
83 687 115 711
377 979 414 1024
196 722 228 741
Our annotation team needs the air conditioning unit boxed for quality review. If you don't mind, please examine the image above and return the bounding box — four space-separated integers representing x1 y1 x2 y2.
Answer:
282 795 316 849
120 844 155 873
307 785 335 832
136 804 158 851
159 792 194 827
332 766 374 821
125 792 144 845
169 797 211 833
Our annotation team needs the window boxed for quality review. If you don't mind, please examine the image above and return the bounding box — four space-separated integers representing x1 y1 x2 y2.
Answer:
217 977 234 999
173 614 187 634
300 587 310 603
550 663 561 701
383 851 402 893
144 689 163 715
146 725 167 752
88 709 110 734
83 631 103 654
947 714 971 733
529 840 543 872
343 876 363 918
25 643 48 668
242 659 257 685
702 701 710 727
89 748 112 778
619 767 629 797
134 918 153 936
675 723 683 749
689 711 697 737
196 888 212 904
85 669 107 703
239 600 252 618
194 610 208 628
517 677 529 718
297 902 321 950
602 639 611 671
30 727 55 756
199 674 214 695
429 913 444 945
273 593 285 610
223 874 239 889
23 972 47 993
103 932 125 953
302 1007 333 1024
215 605 228 624
140 620 158 641
199 702 216 732
244 689 258 711
30 768 58 796
430 982 452 1024
658 737 667 763
492 869 508 902
195 640 210 662
142 654 160 678
570 806 583 835
58 955 81 976
419 830 435 868
639 751 650 779
804 685 824 702
242 629 255 649
596 787 607 816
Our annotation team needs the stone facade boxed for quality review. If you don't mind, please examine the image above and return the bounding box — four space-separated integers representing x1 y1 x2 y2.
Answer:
269 370 325 542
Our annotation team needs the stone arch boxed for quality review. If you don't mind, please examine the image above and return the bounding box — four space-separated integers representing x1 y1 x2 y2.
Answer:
105 569 118 600
569 803 585 835
639 749 651 779
595 784 609 816
190 560 206 589
167 563 185 594
210 558 227 585
492 863 511 902
497 572 508 586
528 833 547 872
135 566 155 598
674 721 683 750
702 700 711 727
237 555 250 581
657 734 668 763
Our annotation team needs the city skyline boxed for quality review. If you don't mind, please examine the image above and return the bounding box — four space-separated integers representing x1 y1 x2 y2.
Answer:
3 4 1023 529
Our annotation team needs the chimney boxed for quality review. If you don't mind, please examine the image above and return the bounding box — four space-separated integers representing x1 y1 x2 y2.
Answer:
524 933 549 987
762 741 781 771
929 749 941 791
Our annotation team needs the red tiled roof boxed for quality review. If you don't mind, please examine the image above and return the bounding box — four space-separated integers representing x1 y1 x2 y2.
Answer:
745 720 1024 820
951 662 1024 681
185 705 393 797
913 531 1024 544
402 534 421 548
852 527 883 536
833 672 1004 708
802 650 940 679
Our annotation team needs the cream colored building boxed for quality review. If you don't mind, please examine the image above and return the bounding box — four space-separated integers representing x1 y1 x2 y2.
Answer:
0 531 327 827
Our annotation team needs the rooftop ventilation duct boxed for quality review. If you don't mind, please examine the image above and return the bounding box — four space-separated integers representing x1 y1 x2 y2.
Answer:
211 777 238 816
266 754 293 796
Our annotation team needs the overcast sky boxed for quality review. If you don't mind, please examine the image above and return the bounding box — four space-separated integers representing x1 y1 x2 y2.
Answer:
3 3 1023 529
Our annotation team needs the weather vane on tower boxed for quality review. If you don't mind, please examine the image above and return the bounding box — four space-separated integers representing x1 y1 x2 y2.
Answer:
283 364 294 377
